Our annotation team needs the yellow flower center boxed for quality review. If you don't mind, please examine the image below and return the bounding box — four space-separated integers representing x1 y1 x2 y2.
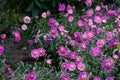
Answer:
82 75 87 80
106 63 110 67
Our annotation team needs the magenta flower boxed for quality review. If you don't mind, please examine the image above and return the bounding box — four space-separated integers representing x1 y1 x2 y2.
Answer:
78 43 87 51
70 52 77 59
75 56 83 63
58 46 68 56
96 27 105 35
28 40 34 45
31 49 39 59
90 47 102 57
77 62 86 71
87 31 94 39
61 74 71 80
94 16 102 24
67 5 73 14
85 0 92 7
58 3 66 11
93 77 101 80
46 10 51 17
117 20 120 27
106 32 113 41
74 32 81 41
15 36 21 42
109 39 119 49
102 59 114 72
105 77 114 80
44 38 53 44
77 20 83 27
78 72 89 80
38 48 46 57
67 62 76 71
25 72 36 80
13 31 21 37
86 9 94 17
107 10 117 17
61 62 68 71
68 16 74 22
50 27 58 38
96 39 106 47
48 18 57 27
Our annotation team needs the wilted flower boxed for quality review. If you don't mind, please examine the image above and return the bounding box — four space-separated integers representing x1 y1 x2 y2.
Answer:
105 77 114 80
78 43 87 51
96 27 104 35
0 45 4 56
107 10 117 17
78 72 89 80
75 56 83 63
58 46 68 56
38 48 46 57
31 49 39 59
45 38 53 44
77 62 86 71
23 16 31 24
90 47 102 57
50 27 58 38
67 62 76 71
27 40 34 45
58 3 66 11
68 16 74 22
61 74 71 80
21 24 27 31
48 18 57 27
102 59 114 72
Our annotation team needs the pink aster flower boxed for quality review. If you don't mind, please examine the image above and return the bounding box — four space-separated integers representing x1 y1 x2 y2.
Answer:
15 36 21 42
102 59 114 72
27 40 34 45
70 52 77 59
58 3 66 11
90 47 102 57
25 72 36 80
74 32 81 41
106 32 113 41
1 34 7 40
112 54 119 59
96 27 105 35
86 9 94 17
85 0 92 7
96 39 106 47
78 43 87 51
41 12 47 18
23 16 31 24
61 74 71 80
88 19 93 26
75 56 83 63
95 6 101 11
105 77 114 80
46 59 52 65
0 45 4 56
77 20 83 27
107 10 117 17
93 77 101 80
31 49 39 59
48 18 57 27
67 5 73 14
87 31 94 39
109 39 119 49
78 72 89 80
50 27 58 38
68 16 74 22
77 62 86 71
38 47 46 57
58 46 68 56
58 25 65 32
94 16 102 24
21 24 27 31
13 31 21 37
61 62 68 71
67 62 76 71
46 10 51 17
